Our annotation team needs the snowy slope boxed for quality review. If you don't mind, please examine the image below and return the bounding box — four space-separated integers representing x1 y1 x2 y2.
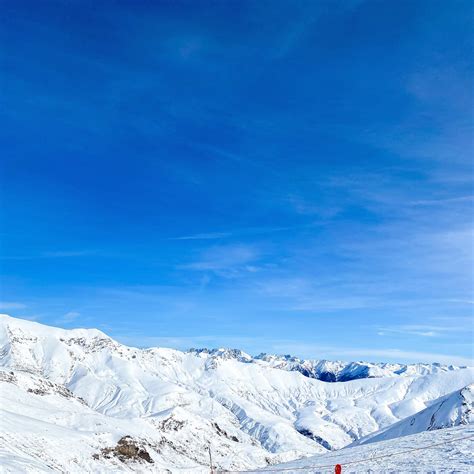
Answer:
354 383 474 446
254 424 474 473
1 314 473 472
0 369 281 473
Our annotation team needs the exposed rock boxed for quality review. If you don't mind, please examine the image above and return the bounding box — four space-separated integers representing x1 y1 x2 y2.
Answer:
159 415 185 432
213 422 239 442
99 436 154 464
0 371 17 383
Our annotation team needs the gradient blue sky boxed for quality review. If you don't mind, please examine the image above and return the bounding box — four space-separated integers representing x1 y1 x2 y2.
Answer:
1 0 473 365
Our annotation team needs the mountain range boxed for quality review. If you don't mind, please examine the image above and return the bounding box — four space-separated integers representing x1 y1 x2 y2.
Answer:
0 314 472 472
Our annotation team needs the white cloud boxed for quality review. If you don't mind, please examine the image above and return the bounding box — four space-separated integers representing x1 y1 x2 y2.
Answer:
0 301 27 310
410 195 474 206
286 194 340 218
182 244 259 273
257 277 382 311
270 342 473 367
376 324 466 338
1 250 95 260
334 348 473 367
446 299 474 305
170 224 302 241
170 232 232 240
57 311 81 323
42 250 94 257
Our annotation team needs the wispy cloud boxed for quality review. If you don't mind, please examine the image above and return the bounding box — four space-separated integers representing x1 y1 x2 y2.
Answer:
12 314 41 322
332 349 473 367
63 311 81 322
286 194 341 218
1 250 96 260
446 299 474 305
257 277 384 312
166 35 204 61
269 342 473 367
41 250 95 258
0 301 27 310
170 225 302 241
181 244 259 275
292 296 381 312
410 195 474 206
376 324 466 338
55 311 81 324
170 232 232 241
265 0 362 59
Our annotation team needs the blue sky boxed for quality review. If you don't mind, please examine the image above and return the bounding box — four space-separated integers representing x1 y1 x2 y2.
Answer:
1 0 473 365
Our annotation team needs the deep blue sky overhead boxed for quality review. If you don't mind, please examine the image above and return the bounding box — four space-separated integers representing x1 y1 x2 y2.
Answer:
1 0 473 364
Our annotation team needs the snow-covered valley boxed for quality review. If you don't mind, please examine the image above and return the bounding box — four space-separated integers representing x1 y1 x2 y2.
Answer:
0 314 472 472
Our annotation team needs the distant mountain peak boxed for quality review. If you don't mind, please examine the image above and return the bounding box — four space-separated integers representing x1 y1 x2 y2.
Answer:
188 346 463 382
188 347 253 362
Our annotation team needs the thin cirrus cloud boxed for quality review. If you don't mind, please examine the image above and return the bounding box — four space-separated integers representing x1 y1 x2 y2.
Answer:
60 311 81 323
445 300 474 305
376 324 465 338
169 232 233 241
181 244 259 272
41 250 95 258
409 195 474 206
268 342 473 367
285 194 342 218
1 250 96 260
169 225 303 241
0 301 27 310
256 278 384 312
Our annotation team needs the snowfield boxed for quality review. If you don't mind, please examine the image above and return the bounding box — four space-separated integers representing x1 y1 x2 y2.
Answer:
253 425 474 473
352 383 473 446
0 314 472 472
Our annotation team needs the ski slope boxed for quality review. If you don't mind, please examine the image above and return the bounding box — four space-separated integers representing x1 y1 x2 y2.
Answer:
255 425 474 473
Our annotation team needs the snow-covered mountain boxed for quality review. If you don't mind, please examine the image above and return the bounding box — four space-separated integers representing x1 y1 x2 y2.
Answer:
189 348 462 382
354 383 474 446
0 314 473 472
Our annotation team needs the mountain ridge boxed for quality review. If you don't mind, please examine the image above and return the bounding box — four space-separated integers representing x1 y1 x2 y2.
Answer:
0 313 472 472
188 346 464 382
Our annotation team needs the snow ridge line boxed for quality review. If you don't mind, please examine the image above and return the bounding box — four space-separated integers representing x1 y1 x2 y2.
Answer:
218 434 474 473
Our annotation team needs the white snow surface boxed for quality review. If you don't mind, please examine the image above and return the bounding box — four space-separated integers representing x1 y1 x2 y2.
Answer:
0 314 473 472
254 425 474 473
353 383 474 446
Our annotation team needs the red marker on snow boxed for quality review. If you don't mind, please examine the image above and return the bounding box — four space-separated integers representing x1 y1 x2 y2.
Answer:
335 464 342 474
